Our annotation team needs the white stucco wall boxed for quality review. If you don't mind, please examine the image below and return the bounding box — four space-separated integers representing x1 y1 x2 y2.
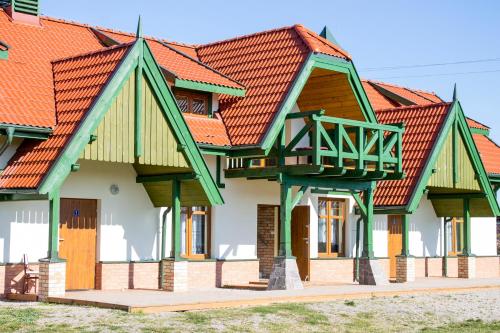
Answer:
0 160 161 263
471 217 497 255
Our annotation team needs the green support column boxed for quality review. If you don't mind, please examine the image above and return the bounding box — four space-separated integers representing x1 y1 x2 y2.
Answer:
362 183 375 258
401 214 410 256
47 189 61 260
172 179 182 261
462 198 471 256
279 179 293 258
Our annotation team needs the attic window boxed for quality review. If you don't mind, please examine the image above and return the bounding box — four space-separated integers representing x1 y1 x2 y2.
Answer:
174 90 210 116
0 40 9 60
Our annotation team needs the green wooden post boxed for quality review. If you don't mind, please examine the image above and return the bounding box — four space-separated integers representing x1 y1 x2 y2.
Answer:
277 127 286 167
279 179 293 258
401 214 410 256
377 129 384 171
172 179 182 260
452 120 459 186
47 189 60 260
362 183 375 258
334 124 344 168
462 198 471 256
356 126 364 170
312 116 321 166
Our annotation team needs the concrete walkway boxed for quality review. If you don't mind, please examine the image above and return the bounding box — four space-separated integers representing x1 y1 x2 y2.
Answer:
48 277 500 313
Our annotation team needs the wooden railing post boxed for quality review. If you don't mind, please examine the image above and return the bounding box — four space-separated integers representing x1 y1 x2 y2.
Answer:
356 126 364 170
311 116 321 166
377 129 384 171
334 123 344 168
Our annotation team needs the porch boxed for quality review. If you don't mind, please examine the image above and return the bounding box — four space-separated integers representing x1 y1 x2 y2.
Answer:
46 277 500 313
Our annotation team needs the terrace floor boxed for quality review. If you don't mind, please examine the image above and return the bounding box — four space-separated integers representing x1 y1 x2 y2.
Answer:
47 277 500 313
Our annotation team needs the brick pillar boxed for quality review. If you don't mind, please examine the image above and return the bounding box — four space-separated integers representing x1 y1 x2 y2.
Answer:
38 261 66 299
396 256 415 283
161 259 188 292
267 256 303 290
458 255 476 279
359 258 389 285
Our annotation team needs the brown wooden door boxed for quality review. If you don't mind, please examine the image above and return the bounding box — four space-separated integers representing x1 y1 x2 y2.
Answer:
292 206 310 281
388 215 403 279
59 198 98 290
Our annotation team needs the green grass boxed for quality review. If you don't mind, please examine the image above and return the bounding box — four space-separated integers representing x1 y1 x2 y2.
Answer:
421 319 500 332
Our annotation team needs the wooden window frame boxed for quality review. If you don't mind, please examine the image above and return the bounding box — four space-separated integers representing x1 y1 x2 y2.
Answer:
448 217 463 256
181 206 211 259
173 89 211 116
317 198 346 257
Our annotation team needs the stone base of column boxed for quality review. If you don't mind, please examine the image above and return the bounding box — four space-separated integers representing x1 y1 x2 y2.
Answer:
396 255 415 283
38 260 66 300
359 258 389 285
267 256 303 290
161 259 188 292
458 255 476 279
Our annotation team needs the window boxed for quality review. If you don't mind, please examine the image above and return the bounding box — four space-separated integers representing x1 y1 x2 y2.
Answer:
181 206 211 259
446 217 463 255
318 198 346 257
174 90 209 115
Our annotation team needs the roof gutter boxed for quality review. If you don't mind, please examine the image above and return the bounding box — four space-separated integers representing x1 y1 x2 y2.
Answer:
0 123 52 140
0 126 14 156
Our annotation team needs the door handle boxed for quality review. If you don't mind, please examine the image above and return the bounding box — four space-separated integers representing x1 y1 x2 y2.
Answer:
59 238 64 242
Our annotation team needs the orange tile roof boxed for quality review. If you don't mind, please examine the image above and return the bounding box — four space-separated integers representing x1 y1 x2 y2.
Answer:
0 11 104 129
374 103 451 207
467 117 490 131
0 44 131 189
101 30 244 91
197 25 350 146
473 133 500 175
184 114 230 146
365 80 443 107
361 81 398 110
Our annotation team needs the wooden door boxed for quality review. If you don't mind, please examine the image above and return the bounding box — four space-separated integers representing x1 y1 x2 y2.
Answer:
292 206 310 281
388 215 402 279
59 198 98 290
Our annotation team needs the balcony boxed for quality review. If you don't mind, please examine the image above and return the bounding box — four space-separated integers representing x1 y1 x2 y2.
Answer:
225 110 404 181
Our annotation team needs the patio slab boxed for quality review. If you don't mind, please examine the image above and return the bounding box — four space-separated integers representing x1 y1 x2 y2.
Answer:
47 277 500 313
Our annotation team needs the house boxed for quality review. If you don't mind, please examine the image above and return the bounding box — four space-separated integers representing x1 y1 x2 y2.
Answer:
0 1 498 299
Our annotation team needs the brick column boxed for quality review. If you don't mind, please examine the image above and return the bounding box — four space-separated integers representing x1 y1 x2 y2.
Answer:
396 255 415 283
359 258 389 285
458 255 476 279
161 259 188 292
38 261 66 299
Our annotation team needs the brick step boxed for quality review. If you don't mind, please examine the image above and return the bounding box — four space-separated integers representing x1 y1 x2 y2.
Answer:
222 281 268 291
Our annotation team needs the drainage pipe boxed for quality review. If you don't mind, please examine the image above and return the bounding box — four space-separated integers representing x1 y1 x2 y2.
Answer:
354 216 362 282
443 217 451 277
159 207 172 289
0 127 14 156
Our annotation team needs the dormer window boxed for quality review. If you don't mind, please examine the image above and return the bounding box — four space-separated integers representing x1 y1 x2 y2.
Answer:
174 89 210 116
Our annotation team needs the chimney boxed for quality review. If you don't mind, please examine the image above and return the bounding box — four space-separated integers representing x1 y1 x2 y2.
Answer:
3 0 40 26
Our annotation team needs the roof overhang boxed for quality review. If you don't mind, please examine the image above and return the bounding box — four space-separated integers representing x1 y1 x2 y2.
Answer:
0 123 52 140
174 78 246 97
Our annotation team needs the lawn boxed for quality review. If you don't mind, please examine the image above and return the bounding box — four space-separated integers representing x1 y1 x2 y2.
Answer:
0 290 499 332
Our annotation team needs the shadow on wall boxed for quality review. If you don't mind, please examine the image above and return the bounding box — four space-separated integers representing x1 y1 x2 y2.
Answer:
416 222 440 257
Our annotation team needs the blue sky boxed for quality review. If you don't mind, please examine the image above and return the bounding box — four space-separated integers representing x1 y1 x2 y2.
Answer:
43 0 500 142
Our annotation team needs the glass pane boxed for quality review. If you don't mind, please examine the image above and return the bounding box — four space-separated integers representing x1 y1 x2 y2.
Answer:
192 98 206 115
176 96 189 113
318 200 327 216
330 218 339 253
191 214 206 254
318 217 327 253
331 200 341 217
181 211 187 255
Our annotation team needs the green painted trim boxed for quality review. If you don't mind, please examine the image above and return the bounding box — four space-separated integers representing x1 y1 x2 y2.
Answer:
174 79 245 97
373 207 408 215
291 185 308 208
261 53 378 152
469 127 490 136
463 198 471 255
0 124 51 140
0 193 47 201
216 155 225 188
47 189 60 260
427 193 485 200
0 50 8 60
279 180 293 257
452 119 459 185
136 172 199 183
38 43 140 194
134 40 144 157
361 182 375 258
141 42 224 205
172 179 181 261
283 175 373 191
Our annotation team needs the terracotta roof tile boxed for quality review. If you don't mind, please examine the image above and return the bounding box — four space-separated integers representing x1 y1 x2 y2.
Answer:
467 117 490 130
362 80 398 110
0 11 104 128
197 25 350 146
102 30 244 90
374 103 452 207
184 114 230 146
0 44 131 189
473 133 500 175
365 80 443 107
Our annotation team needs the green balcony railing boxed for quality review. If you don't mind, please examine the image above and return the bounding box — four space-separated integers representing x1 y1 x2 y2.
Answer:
282 109 404 176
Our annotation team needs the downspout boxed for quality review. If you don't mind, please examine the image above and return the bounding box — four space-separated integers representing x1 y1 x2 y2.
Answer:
159 207 172 289
354 216 362 282
0 127 14 156
442 217 451 277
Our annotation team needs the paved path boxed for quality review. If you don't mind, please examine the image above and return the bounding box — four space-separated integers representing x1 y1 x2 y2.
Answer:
49 277 500 312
